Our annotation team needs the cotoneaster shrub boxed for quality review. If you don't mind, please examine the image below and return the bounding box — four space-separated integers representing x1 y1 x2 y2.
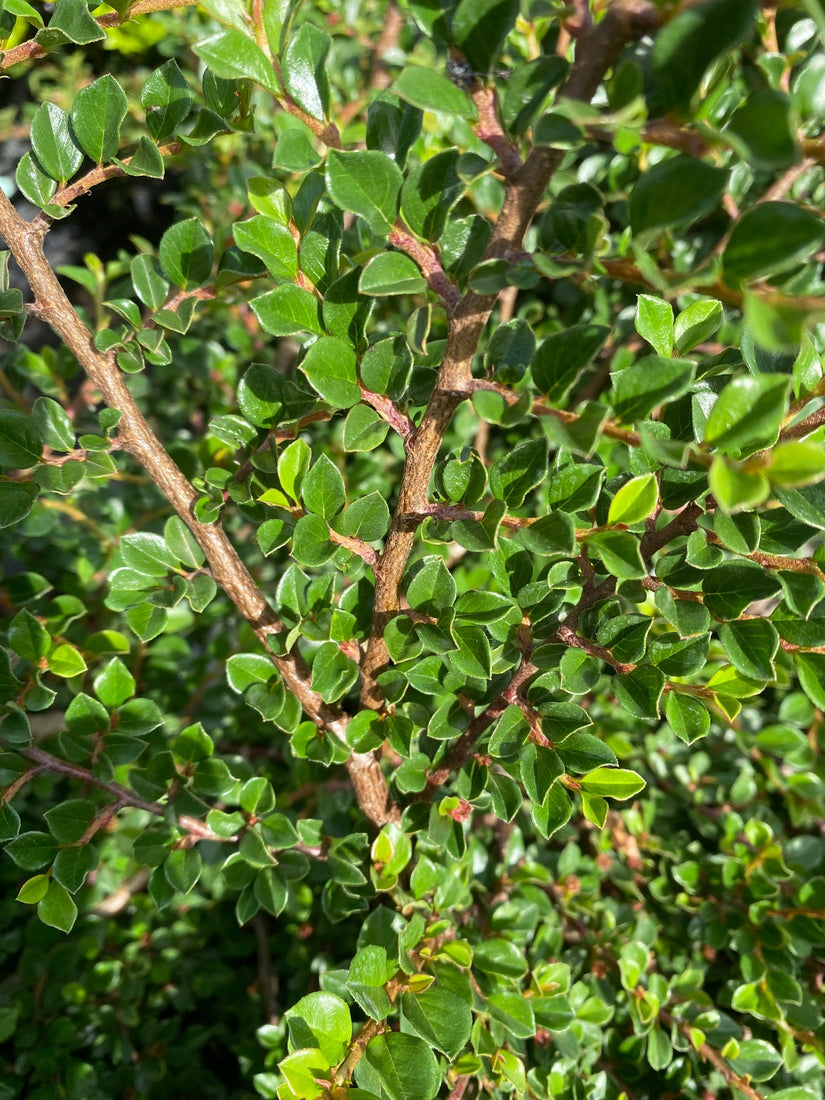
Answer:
1 1 825 1098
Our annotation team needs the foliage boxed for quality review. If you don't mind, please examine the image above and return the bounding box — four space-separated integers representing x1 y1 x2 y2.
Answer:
1 1 825 1098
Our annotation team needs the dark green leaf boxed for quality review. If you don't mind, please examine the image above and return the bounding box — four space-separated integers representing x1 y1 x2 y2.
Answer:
326 150 403 235
532 324 610 403
194 28 280 94
723 202 825 287
159 218 214 290
393 66 474 117
283 23 331 120
630 156 728 237
71 75 128 163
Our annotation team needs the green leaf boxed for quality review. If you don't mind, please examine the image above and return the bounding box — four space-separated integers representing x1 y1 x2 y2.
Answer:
45 798 96 843
292 513 335 566
359 1033 440 1100
648 0 758 115
579 767 645 799
630 156 728 237
120 532 180 577
30 102 83 183
233 216 298 281
664 691 710 744
728 87 799 172
159 218 214 290
727 1039 783 1082
611 356 696 421
131 253 169 309
343 404 390 451
141 60 192 142
300 336 360 409
93 657 136 708
400 985 472 1057
283 22 331 120
326 150 403 236
674 298 723 354
16 152 58 209
359 253 426 296
489 438 547 507
37 880 77 933
708 457 770 514
614 665 666 719
164 847 203 893
407 557 456 616
31 397 75 451
194 28 280 94
702 560 781 619
531 324 610 403
400 150 464 242
47 643 87 678
302 455 346 519
586 531 645 579
0 409 43 469
16 874 50 904
311 641 358 703
164 515 205 569
704 374 791 458
608 474 658 526
487 992 536 1039
723 202 825 287
393 66 475 118
367 91 423 168
8 609 51 662
719 619 779 681
287 991 352 1066
48 0 105 44
795 652 825 709
556 731 617 774
0 482 40 528
767 441 825 488
473 937 528 979
635 295 673 357
251 285 323 336
71 75 128 163
452 0 518 73
337 491 390 541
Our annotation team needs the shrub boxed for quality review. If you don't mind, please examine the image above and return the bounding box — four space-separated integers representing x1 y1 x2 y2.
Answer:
1 1 825 1098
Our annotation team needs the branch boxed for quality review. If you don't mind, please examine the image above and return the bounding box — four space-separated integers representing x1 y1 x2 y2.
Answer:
779 401 825 441
359 0 660 713
424 655 538 791
50 143 183 209
0 189 394 828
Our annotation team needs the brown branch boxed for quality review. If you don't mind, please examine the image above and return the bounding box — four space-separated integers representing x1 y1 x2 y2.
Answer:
50 143 183 209
779 402 825 441
0 189 394 829
328 528 378 566
359 387 414 441
471 86 522 178
553 624 634 673
639 501 703 560
387 224 461 309
424 656 538 792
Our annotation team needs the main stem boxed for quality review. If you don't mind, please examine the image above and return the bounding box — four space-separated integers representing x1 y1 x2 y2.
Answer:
0 190 394 827
359 0 660 711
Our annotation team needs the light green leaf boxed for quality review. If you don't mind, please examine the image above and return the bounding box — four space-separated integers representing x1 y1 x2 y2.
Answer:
608 474 658 526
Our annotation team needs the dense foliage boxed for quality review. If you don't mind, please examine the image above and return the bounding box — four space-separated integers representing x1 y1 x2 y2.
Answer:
2 0 825 1097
